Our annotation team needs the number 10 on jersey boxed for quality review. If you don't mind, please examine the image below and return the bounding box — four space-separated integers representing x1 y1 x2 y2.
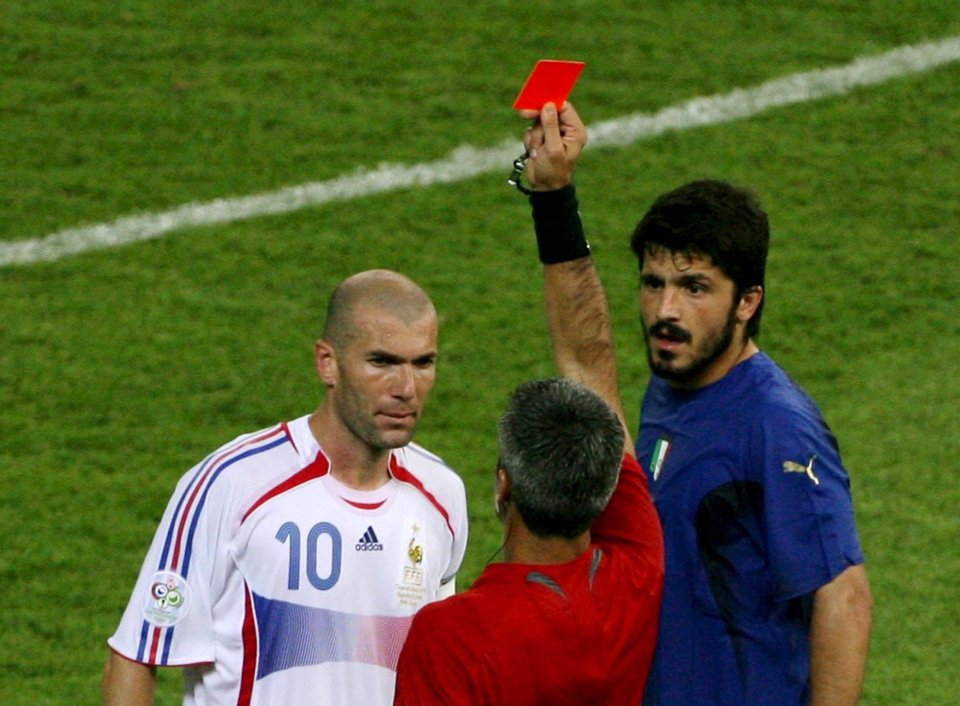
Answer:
276 522 342 591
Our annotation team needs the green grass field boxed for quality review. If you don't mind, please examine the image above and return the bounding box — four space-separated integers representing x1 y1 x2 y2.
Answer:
2 2 959 704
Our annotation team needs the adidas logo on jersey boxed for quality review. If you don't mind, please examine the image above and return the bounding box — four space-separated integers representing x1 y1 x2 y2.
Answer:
356 526 383 551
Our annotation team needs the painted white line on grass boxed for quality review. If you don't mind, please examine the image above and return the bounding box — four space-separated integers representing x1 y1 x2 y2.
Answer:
4 35 960 268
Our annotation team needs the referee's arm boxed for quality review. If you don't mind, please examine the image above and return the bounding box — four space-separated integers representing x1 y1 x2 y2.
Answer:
523 102 631 456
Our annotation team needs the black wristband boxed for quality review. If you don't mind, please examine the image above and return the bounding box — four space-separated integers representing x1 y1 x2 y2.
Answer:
529 184 591 264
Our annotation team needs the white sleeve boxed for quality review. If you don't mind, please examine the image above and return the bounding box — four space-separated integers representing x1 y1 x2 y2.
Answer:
436 576 457 599
441 474 469 586
107 464 219 666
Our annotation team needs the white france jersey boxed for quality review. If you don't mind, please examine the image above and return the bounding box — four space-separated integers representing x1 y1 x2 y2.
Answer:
108 415 468 706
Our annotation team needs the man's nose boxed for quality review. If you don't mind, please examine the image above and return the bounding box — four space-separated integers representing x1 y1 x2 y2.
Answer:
655 286 682 321
390 365 416 399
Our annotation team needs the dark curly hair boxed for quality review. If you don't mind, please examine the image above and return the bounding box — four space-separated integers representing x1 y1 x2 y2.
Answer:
630 179 769 339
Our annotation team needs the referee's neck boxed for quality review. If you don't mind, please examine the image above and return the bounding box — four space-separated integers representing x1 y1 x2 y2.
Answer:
503 518 590 565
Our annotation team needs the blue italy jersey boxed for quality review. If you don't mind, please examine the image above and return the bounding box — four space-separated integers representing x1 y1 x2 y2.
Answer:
637 352 864 706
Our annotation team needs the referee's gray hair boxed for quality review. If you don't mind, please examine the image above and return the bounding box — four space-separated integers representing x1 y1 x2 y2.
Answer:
499 379 624 539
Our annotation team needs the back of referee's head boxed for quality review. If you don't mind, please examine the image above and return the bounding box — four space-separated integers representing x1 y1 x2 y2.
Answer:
497 378 623 539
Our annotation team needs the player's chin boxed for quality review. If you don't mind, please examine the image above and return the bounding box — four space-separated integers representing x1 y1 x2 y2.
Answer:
649 348 678 370
378 424 418 449
650 355 691 381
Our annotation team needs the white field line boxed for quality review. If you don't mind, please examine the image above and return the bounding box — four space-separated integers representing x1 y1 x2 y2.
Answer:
4 36 960 269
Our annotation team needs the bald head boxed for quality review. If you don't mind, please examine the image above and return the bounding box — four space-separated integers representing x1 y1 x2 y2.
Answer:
322 270 437 351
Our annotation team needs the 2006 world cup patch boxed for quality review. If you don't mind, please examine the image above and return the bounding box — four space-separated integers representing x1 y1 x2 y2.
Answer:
142 571 192 627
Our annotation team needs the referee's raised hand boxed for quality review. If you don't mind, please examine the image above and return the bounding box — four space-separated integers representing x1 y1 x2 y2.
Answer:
520 102 587 191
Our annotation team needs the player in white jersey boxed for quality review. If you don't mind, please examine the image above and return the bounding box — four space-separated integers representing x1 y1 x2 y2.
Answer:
103 270 468 706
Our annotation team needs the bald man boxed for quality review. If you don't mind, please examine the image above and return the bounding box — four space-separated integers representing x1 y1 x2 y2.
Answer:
103 270 468 706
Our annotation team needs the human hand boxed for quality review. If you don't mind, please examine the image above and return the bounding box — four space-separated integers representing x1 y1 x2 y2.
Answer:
520 102 587 191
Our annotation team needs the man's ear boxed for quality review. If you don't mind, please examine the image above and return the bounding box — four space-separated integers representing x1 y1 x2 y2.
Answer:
495 467 512 519
737 285 763 325
315 339 338 388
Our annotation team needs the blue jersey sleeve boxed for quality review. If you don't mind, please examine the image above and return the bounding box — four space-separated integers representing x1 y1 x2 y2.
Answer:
756 397 864 600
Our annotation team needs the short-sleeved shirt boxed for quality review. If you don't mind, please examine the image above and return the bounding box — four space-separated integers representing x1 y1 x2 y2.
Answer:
108 414 468 706
392 453 664 705
637 352 864 705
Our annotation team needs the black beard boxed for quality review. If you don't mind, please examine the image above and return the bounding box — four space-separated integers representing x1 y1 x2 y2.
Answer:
644 305 738 385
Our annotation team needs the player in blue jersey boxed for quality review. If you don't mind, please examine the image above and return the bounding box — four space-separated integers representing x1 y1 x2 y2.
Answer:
632 180 873 705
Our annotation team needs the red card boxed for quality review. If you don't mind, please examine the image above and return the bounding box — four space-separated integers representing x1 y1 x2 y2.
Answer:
512 60 586 110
